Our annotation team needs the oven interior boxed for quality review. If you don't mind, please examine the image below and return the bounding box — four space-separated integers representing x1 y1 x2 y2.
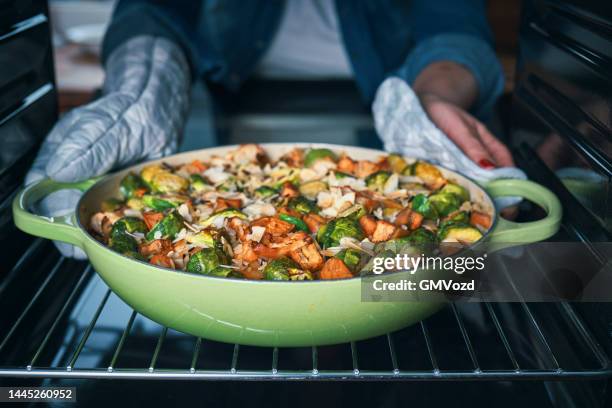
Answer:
0 0 611 406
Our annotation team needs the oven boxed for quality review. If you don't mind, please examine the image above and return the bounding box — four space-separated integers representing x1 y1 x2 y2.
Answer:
0 0 611 406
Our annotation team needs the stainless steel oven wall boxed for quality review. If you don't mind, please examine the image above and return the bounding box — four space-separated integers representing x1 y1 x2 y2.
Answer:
512 0 612 237
0 0 56 272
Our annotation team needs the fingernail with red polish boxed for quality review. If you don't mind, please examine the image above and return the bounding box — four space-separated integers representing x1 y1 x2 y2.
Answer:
478 159 495 169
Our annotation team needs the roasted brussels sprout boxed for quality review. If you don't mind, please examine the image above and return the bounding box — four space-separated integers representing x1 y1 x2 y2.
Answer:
199 208 247 228
316 217 364 248
142 194 186 211
428 192 461 217
254 185 278 199
111 217 147 237
440 183 469 202
439 225 483 243
190 174 209 192
126 197 145 210
109 233 138 253
186 229 230 255
411 161 446 189
140 164 164 184
395 227 437 251
186 230 215 248
288 196 318 215
263 257 311 281
339 204 366 220
141 165 189 193
411 194 438 220
153 172 189 193
101 198 123 212
365 171 391 192
108 217 146 253
208 266 243 279
278 213 309 232
387 153 409 174
304 148 337 167
298 180 327 199
335 248 363 272
217 176 238 192
186 248 230 275
145 212 184 241
334 171 352 179
120 173 149 199
441 211 470 227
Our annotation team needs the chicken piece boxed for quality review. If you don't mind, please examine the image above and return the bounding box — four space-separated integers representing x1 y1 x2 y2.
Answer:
470 211 492 229
251 216 294 236
319 258 353 280
280 182 299 198
359 215 378 237
355 160 381 179
139 239 173 257
254 231 311 259
303 213 326 233
337 155 357 174
281 148 304 167
143 211 164 230
290 242 324 271
371 220 397 243
228 217 249 242
150 254 175 268
215 197 242 211
394 208 424 230
228 144 268 165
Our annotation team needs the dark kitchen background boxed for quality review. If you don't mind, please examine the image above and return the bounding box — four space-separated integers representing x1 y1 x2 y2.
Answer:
0 0 611 407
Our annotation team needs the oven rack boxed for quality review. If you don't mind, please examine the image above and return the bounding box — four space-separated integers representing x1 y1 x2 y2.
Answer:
0 245 611 381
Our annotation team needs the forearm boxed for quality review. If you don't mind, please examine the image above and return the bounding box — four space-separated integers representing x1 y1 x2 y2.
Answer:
412 61 478 110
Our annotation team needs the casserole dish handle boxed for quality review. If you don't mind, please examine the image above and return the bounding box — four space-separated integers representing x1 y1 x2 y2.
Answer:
12 178 99 249
485 179 562 245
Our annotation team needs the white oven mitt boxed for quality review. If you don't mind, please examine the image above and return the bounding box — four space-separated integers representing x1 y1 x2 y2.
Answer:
25 36 191 259
372 77 525 209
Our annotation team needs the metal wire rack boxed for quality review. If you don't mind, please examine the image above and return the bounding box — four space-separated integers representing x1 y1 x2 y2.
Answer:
0 241 611 381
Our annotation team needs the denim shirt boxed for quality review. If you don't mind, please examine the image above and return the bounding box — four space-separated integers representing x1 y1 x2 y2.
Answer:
103 0 503 118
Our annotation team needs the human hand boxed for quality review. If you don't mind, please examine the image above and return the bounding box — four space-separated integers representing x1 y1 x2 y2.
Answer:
25 36 191 259
418 92 514 168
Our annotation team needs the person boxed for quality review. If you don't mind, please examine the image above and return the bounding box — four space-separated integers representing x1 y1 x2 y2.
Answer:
27 0 513 258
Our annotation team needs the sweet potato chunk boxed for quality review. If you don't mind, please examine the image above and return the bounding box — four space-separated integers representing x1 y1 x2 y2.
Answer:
240 262 264 280
303 213 326 233
282 148 304 167
290 242 324 271
215 197 242 211
470 211 492 229
150 254 175 268
395 208 424 230
360 216 397 242
143 211 164 230
280 182 299 198
355 160 381 179
319 258 353 280
337 155 357 174
371 220 397 243
359 215 378 237
140 239 173 257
